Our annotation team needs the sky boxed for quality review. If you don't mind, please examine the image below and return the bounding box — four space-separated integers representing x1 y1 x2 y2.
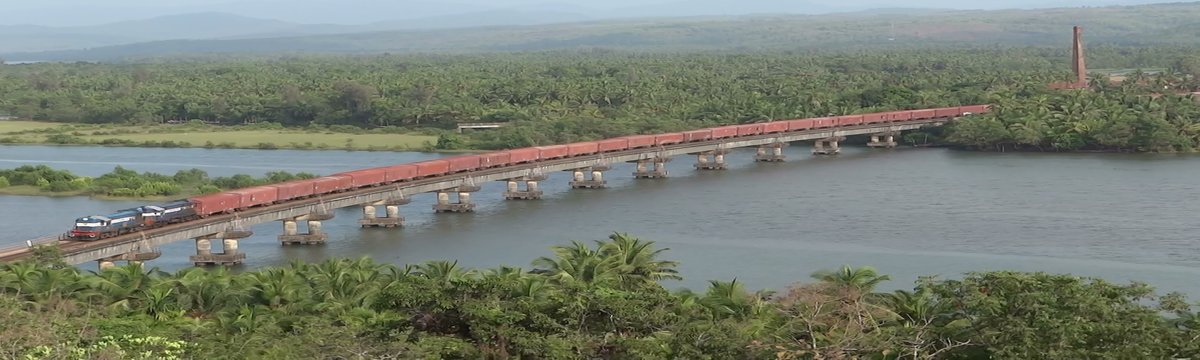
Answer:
0 0 1177 26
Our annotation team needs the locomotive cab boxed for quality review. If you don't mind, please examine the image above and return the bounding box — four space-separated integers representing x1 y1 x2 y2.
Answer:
70 216 109 240
140 206 165 227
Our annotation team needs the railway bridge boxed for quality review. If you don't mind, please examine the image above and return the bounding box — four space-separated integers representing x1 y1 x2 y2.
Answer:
0 106 988 268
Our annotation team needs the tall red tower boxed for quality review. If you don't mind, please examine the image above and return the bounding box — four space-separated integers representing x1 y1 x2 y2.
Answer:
1071 26 1087 86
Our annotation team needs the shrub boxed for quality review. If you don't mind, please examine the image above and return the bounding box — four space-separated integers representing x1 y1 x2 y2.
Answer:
0 176 8 188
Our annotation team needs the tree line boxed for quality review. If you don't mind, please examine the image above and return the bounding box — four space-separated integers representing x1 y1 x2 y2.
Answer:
0 165 315 198
1 47 1198 151
2 234 1198 359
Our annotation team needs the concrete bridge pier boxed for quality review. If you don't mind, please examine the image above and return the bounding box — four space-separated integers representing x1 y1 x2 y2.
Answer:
360 196 410 228
633 158 669 179
503 177 545 200
279 215 329 245
694 151 727 170
190 231 249 266
867 132 899 148
754 142 787 162
96 249 162 270
569 167 608 189
434 185 479 213
813 136 845 155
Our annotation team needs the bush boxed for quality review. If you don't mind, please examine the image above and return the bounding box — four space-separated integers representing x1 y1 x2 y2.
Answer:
0 176 8 188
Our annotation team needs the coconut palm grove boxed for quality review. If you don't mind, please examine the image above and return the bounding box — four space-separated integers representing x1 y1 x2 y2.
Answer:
3 234 1199 359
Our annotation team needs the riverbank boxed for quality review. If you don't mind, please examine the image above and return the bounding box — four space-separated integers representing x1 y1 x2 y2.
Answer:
0 120 444 152
0 165 317 201
0 186 174 201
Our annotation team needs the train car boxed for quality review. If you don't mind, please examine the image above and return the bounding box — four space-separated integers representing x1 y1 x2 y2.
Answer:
836 115 864 127
812 117 836 128
786 119 816 131
271 180 317 201
567 142 600 157
414 160 451 178
961 104 989 115
69 208 143 240
445 155 482 173
654 133 684 146
682 129 713 142
337 168 388 188
711 126 739 139
736 123 764 137
228 186 279 210
764 121 789 134
912 109 936 120
382 164 418 183
933 107 959 118
862 113 887 124
597 138 629 153
535 145 570 160
624 135 656 149
480 152 512 168
312 175 353 194
156 200 197 224
191 192 241 217
887 111 913 122
508 148 540 164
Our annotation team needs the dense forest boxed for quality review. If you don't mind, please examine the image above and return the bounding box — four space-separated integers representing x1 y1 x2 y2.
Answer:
2 234 1198 359
2 47 1199 152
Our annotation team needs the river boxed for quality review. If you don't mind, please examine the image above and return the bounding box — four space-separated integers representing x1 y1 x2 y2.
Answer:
2 144 1199 295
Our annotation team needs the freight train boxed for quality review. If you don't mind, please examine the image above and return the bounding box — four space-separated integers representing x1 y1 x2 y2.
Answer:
66 105 989 240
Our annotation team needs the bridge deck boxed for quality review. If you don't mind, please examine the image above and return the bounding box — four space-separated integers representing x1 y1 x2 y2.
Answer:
2 118 949 265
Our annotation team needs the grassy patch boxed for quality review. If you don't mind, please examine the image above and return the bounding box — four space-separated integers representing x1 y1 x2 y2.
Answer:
0 121 438 151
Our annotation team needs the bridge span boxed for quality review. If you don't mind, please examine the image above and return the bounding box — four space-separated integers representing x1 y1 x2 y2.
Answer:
1 108 985 267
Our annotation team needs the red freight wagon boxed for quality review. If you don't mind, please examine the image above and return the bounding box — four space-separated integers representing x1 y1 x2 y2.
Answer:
933 108 959 118
191 192 241 217
338 168 388 188
414 160 450 178
811 117 835 128
764 121 789 133
625 135 656 149
228 186 280 210
836 115 864 127
312 175 352 194
382 164 417 183
567 142 599 157
961 105 988 114
912 109 936 119
862 113 886 124
535 145 570 160
597 138 629 153
787 119 815 131
270 180 316 202
711 126 739 139
445 155 481 173
737 124 764 137
508 148 540 164
480 152 511 168
888 111 913 122
682 129 712 142
654 133 684 146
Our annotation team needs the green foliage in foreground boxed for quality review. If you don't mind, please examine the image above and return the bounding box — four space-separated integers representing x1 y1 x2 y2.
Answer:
0 165 315 198
2 234 1198 359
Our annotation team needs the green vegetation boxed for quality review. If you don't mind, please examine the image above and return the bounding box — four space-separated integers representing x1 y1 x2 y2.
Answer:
9 2 1200 60
0 165 315 199
2 234 1198 358
3 47 1199 152
0 121 437 151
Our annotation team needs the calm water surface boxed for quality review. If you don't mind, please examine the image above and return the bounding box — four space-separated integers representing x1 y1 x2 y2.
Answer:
2 144 1199 295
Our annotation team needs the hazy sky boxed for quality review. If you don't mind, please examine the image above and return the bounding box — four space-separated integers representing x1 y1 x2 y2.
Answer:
1 0 1174 26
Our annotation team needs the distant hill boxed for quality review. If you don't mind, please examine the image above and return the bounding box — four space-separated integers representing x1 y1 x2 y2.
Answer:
5 2 1200 61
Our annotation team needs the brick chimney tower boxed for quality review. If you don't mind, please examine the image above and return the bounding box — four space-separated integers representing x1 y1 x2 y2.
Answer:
1071 26 1087 86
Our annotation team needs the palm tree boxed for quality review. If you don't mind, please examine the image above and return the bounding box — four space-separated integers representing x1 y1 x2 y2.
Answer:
532 241 619 287
810 265 891 293
598 233 682 286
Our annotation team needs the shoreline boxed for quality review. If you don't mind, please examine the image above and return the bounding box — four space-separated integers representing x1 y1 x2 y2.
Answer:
0 142 488 154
